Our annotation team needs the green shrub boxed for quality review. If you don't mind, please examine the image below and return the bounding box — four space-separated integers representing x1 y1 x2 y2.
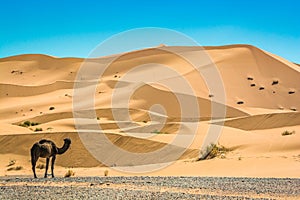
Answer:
34 128 43 132
282 130 295 136
19 121 40 127
31 122 40 126
151 129 168 134
23 121 31 127
19 123 28 127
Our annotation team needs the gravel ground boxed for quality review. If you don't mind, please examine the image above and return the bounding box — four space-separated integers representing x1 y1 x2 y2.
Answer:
1 176 299 199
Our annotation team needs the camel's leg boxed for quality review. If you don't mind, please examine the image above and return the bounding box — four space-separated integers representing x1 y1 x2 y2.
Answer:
31 148 38 178
51 155 56 178
44 157 50 178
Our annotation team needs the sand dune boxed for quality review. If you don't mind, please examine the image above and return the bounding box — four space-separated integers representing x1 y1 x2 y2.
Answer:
0 44 300 177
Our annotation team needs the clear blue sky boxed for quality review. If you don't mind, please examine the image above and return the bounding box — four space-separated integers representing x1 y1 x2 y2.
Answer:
1 0 299 63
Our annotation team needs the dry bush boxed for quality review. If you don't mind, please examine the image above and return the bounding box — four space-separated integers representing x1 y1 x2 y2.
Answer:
7 166 23 171
282 130 295 136
7 160 16 167
198 144 230 160
64 169 75 177
36 163 45 169
104 169 109 177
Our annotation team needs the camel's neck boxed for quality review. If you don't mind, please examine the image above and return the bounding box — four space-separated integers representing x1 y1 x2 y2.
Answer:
57 142 70 155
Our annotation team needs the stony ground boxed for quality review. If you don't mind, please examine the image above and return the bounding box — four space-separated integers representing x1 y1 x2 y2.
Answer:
1 176 299 199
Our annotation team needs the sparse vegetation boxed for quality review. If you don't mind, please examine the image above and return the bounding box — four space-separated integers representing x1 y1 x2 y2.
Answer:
151 129 168 134
281 130 295 136
247 77 254 80
7 160 16 167
31 122 40 126
49 106 55 110
198 143 230 160
7 166 23 171
24 121 31 127
64 169 75 177
237 101 244 104
34 128 43 132
104 169 109 176
19 121 40 127
36 163 45 169
250 83 256 87
259 87 265 90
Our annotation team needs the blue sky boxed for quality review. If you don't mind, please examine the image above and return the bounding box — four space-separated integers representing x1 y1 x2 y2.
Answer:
1 0 299 63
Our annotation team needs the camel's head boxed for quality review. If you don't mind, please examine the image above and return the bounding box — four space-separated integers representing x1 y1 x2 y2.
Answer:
64 138 71 145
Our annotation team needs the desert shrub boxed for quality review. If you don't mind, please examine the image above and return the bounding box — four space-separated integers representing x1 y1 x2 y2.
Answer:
7 160 16 167
34 128 43 132
7 166 23 171
24 121 31 127
281 130 295 136
36 163 45 169
49 106 55 110
19 123 28 127
104 169 109 177
64 169 75 177
151 129 168 134
198 143 230 160
31 122 40 126
19 121 40 127
15 166 23 170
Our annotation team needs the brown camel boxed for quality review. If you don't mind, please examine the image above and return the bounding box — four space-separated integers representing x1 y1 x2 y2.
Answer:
30 138 71 178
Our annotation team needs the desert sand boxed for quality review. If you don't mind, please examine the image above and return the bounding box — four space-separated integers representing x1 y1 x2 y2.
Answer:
0 44 300 178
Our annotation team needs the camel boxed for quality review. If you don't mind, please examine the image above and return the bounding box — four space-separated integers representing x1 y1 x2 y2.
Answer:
30 138 71 178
